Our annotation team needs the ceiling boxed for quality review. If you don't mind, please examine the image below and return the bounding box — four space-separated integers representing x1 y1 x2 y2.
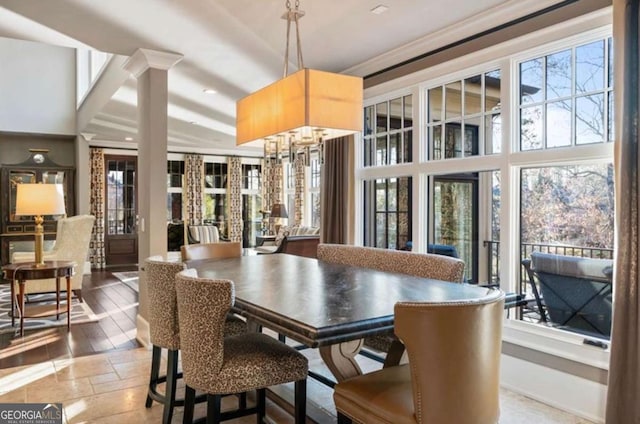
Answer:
0 0 562 154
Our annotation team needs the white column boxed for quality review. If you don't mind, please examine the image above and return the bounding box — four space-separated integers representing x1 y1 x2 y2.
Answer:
123 48 182 346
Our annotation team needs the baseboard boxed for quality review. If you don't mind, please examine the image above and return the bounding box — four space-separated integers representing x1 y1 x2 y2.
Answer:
136 314 151 348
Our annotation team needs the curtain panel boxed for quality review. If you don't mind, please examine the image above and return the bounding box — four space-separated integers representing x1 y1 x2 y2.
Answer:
320 136 351 244
228 157 243 243
294 156 305 226
89 147 106 269
607 1 640 421
184 153 204 226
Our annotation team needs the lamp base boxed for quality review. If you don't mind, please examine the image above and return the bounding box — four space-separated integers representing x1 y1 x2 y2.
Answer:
34 216 45 267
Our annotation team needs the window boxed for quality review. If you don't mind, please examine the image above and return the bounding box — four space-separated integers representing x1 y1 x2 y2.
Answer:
204 161 228 235
167 160 184 221
519 38 614 150
243 164 261 190
363 177 412 249
359 26 614 347
242 163 262 247
519 164 614 337
284 161 295 220
309 156 321 228
363 95 413 166
427 70 502 158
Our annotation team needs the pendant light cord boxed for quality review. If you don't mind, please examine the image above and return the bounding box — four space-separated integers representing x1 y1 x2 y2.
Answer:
283 0 304 78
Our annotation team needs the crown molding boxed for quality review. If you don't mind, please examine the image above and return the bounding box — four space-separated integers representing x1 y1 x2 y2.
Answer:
123 48 184 78
342 0 569 78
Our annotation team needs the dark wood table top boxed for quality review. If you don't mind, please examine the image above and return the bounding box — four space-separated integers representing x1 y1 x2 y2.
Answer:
2 260 76 280
189 253 497 347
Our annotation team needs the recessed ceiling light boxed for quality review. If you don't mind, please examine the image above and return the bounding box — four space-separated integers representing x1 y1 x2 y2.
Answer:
189 121 198 125
370 4 389 15
203 88 217 94
125 137 133 141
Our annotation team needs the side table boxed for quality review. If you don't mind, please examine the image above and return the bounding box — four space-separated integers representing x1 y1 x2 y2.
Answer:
2 260 76 336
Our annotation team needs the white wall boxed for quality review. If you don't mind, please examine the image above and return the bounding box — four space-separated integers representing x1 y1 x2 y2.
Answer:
0 37 76 135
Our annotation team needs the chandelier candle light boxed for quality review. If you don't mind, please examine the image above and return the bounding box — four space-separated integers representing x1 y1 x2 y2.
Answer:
236 0 363 165
15 183 66 267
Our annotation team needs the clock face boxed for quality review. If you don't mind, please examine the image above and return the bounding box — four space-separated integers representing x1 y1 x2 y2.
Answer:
33 153 45 164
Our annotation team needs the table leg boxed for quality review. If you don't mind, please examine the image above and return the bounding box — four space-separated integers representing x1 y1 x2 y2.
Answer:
10 279 15 327
318 339 364 382
383 339 408 368
66 275 71 330
18 280 25 337
56 277 60 320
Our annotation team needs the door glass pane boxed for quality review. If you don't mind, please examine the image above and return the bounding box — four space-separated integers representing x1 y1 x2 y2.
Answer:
107 159 136 235
433 177 475 282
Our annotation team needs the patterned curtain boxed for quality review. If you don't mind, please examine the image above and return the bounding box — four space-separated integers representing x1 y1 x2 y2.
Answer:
89 148 106 269
261 160 284 234
184 153 203 226
228 157 243 243
294 156 305 226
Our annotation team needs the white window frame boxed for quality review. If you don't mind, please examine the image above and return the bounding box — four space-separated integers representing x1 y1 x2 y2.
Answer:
358 11 614 369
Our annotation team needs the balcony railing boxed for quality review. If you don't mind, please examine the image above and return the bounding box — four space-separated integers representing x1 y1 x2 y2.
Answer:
483 240 614 296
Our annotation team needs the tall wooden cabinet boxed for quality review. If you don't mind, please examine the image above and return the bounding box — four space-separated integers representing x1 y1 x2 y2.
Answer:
0 150 75 264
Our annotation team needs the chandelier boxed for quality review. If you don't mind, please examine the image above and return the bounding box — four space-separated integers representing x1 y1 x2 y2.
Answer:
236 0 363 166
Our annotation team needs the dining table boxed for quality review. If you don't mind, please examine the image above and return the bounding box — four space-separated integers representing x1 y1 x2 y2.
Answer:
187 252 499 383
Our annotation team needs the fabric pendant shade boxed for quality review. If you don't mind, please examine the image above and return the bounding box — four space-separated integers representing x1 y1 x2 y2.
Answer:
236 68 363 146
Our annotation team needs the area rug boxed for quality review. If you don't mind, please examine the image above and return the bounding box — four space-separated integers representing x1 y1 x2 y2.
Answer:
112 271 139 293
0 286 98 335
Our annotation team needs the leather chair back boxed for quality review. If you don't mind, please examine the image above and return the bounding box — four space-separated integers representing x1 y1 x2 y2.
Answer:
317 243 465 283
180 241 242 261
395 290 504 423
145 256 186 350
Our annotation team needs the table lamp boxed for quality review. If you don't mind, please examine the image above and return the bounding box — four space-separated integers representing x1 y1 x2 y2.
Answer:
270 203 288 234
15 183 66 267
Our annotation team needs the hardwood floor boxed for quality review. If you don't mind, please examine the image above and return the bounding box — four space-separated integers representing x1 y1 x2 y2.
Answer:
0 268 141 369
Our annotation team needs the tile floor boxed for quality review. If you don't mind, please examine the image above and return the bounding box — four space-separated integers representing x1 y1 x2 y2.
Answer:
0 345 596 424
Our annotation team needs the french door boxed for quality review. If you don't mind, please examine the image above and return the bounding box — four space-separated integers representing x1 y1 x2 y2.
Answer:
104 155 138 265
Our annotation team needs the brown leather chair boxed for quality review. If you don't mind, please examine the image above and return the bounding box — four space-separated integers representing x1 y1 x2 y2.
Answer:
334 289 505 424
317 243 466 357
180 241 242 261
175 269 309 423
143 256 246 424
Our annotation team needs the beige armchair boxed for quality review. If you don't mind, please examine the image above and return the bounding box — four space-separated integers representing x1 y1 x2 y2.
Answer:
11 215 96 301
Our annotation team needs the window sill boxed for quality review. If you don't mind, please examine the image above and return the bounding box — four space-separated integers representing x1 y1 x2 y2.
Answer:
502 319 610 370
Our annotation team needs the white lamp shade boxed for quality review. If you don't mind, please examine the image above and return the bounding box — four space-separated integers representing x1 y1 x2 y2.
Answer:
15 183 66 216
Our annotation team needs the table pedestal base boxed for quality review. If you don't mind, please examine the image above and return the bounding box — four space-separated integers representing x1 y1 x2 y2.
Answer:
319 339 364 382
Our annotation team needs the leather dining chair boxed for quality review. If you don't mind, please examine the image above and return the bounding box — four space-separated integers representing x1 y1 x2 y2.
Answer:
180 241 242 261
334 289 505 424
144 256 247 424
317 243 466 360
175 269 309 424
